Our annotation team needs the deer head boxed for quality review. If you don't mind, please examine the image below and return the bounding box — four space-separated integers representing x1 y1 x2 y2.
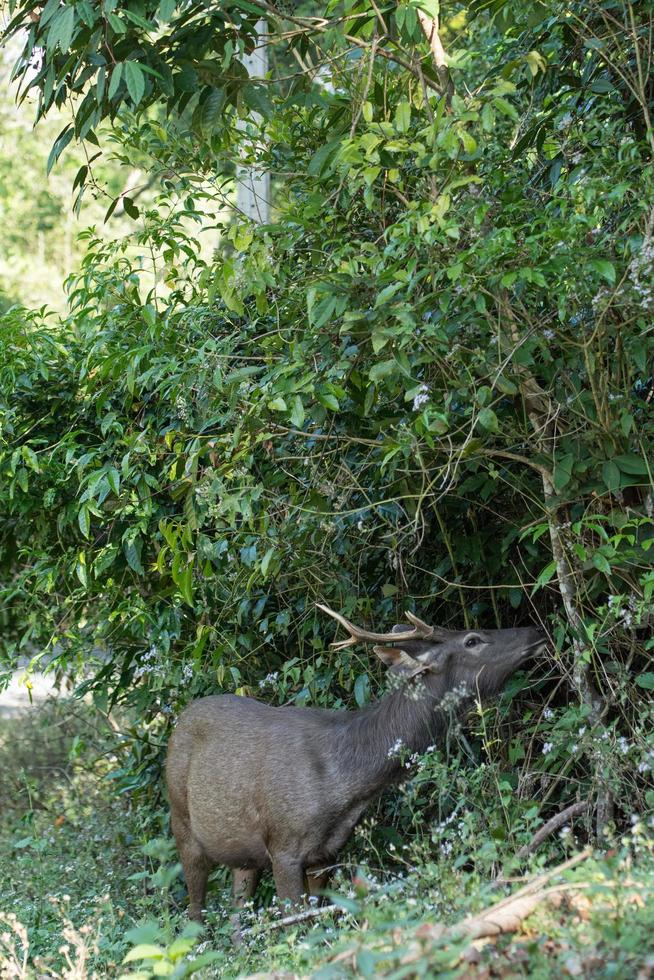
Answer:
317 604 547 694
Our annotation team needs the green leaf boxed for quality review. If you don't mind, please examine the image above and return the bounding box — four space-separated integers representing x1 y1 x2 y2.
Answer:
78 505 90 538
554 453 574 491
477 407 499 433
395 100 411 133
307 138 341 177
260 546 275 579
123 536 144 575
290 395 305 428
124 61 146 106
200 88 226 131
614 453 648 475
589 259 616 285
533 559 557 592
354 674 370 707
108 63 124 100
123 944 166 963
157 0 176 22
592 552 611 575
178 564 194 607
369 360 396 382
493 96 518 120
267 397 287 411
48 5 76 53
47 125 74 175
317 392 339 412
635 673 654 690
123 196 140 219
602 460 621 492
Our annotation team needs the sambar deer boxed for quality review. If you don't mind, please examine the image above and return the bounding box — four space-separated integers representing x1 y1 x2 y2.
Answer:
166 604 546 920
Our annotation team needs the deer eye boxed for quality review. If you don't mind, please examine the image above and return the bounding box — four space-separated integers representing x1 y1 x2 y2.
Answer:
465 635 482 649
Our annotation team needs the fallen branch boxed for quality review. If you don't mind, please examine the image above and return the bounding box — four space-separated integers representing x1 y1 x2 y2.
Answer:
517 801 589 859
242 903 341 934
405 849 592 960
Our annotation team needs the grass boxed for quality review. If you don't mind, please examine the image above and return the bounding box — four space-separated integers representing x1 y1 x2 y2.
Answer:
1 699 654 978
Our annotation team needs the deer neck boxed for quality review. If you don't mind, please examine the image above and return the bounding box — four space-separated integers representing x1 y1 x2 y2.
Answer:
336 678 446 797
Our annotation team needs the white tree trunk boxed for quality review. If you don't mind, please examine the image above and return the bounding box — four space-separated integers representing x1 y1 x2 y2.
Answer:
236 18 270 224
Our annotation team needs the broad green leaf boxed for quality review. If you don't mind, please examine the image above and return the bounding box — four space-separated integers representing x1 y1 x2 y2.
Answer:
123 196 139 219
123 944 166 963
614 453 648 475
395 100 411 133
592 552 611 575
123 536 144 575
589 259 616 285
124 61 146 106
477 407 499 433
290 395 305 427
157 0 176 22
317 392 339 411
200 88 226 131
635 673 654 690
307 139 341 176
369 360 396 382
602 460 621 492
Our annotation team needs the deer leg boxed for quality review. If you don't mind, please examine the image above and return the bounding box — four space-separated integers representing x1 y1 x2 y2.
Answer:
172 815 211 923
233 868 260 906
305 867 331 900
272 855 305 905
230 868 261 944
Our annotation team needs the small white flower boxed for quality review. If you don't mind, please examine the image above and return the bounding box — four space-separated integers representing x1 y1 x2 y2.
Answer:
543 708 554 720
542 741 554 755
412 385 430 411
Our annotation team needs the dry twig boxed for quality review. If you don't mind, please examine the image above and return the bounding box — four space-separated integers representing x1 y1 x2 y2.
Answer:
517 801 589 859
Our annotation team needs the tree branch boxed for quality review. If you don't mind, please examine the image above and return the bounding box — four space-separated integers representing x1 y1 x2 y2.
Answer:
417 10 454 104
517 801 589 858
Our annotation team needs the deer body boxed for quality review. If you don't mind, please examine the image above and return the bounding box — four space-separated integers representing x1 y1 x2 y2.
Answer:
166 609 545 920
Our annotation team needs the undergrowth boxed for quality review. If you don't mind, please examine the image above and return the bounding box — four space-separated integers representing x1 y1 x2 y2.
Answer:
1 699 654 979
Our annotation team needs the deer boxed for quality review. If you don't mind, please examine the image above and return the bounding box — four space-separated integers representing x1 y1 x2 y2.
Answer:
165 604 547 922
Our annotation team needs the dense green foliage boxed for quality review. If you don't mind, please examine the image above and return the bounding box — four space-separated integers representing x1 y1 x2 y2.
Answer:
1 0 653 895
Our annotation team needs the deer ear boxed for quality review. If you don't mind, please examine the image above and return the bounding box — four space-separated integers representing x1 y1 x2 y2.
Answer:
373 645 419 673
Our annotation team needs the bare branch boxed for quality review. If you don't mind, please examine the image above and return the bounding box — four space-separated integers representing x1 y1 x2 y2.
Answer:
517 801 589 858
417 10 454 104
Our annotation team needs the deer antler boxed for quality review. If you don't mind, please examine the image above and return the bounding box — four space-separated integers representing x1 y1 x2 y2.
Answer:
316 603 435 650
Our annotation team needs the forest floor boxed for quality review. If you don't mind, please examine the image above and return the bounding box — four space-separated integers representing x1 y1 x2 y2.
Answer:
1 699 653 979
